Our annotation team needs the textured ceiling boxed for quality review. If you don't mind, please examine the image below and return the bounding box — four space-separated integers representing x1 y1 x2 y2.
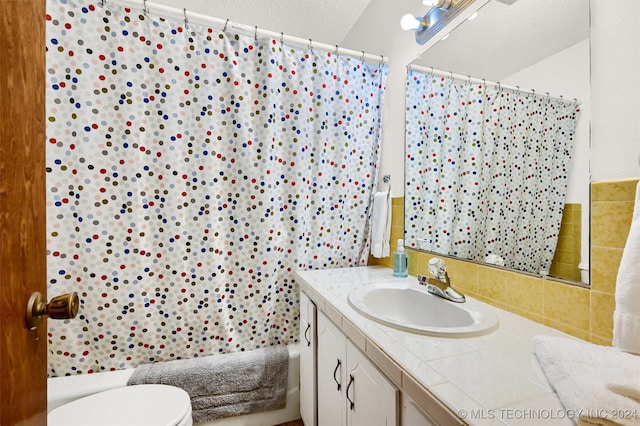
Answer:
152 0 373 46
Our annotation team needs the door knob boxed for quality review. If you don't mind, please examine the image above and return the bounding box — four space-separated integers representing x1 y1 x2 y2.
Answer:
26 291 79 330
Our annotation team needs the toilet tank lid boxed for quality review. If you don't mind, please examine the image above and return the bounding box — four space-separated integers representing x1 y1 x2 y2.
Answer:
48 369 134 411
48 384 191 426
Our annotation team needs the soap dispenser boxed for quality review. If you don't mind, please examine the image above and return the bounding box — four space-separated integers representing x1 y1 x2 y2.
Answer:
393 239 408 278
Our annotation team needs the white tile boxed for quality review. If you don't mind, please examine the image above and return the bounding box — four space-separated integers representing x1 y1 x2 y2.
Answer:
427 351 550 409
495 310 569 342
383 343 447 387
429 382 507 426
387 331 476 361
481 341 553 391
462 330 520 351
359 321 399 347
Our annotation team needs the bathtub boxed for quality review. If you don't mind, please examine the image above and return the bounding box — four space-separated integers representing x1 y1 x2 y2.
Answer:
48 344 301 426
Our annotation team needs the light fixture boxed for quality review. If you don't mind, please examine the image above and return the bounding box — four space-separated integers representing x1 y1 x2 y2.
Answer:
422 0 452 10
467 11 478 20
400 0 477 46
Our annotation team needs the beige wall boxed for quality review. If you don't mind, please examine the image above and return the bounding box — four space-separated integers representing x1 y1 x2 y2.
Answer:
371 178 639 344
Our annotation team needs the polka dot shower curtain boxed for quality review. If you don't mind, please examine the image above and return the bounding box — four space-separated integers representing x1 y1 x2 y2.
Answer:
46 0 387 376
405 70 578 275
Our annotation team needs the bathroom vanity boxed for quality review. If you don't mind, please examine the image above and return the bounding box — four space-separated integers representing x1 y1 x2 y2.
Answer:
296 266 575 426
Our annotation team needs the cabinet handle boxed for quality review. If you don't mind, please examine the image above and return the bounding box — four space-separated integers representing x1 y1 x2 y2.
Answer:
346 374 355 410
333 359 342 391
304 323 311 347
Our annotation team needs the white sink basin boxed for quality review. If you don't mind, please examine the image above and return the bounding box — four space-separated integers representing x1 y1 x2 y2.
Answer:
348 282 498 337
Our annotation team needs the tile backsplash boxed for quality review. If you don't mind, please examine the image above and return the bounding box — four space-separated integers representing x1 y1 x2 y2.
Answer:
549 203 582 282
369 178 639 344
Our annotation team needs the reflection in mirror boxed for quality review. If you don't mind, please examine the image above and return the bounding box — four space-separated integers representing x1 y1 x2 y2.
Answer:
404 0 590 284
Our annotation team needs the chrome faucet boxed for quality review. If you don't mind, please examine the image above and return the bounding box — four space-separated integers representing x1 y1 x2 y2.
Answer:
417 258 466 303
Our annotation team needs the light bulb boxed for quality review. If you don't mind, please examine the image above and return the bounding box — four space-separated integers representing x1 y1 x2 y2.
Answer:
400 14 422 31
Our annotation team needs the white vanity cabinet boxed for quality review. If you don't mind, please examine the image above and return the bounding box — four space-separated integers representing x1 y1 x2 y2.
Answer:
316 310 398 426
300 291 317 426
401 394 439 426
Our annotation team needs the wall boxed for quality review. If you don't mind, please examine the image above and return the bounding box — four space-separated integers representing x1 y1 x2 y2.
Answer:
591 0 640 181
590 178 639 344
373 178 638 343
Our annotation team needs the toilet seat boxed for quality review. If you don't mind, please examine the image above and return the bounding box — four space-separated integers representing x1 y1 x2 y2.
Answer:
48 384 192 426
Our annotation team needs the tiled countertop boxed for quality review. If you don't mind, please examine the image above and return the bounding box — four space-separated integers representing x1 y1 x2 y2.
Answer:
296 266 576 426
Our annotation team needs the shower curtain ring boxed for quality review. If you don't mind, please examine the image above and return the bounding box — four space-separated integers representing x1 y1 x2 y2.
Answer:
361 51 365 62
379 55 384 66
308 38 312 51
335 45 339 57
280 32 284 45
223 18 229 32
254 26 258 43
143 0 148 16
183 8 189 28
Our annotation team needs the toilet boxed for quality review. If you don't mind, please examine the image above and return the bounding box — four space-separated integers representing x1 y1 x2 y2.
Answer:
48 384 192 426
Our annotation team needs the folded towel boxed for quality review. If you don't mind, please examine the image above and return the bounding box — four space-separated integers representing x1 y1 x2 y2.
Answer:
613 181 640 355
370 189 391 258
127 345 288 423
533 335 640 425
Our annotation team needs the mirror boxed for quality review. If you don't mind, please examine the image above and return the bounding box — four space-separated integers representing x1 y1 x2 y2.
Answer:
405 0 590 284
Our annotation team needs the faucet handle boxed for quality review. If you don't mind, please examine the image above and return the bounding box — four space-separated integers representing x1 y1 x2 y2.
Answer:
428 258 447 280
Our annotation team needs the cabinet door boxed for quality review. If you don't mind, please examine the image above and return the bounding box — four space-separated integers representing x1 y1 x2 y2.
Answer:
317 312 347 426
401 394 438 426
346 340 398 426
300 292 317 426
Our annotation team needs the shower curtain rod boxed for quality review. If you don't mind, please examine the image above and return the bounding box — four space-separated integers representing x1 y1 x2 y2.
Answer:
408 63 578 105
103 0 388 65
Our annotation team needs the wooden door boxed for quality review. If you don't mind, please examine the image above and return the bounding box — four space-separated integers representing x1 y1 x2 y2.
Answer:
0 0 48 425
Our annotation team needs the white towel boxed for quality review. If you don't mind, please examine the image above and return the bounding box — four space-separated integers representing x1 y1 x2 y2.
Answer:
370 189 391 258
613 180 640 355
533 335 640 426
